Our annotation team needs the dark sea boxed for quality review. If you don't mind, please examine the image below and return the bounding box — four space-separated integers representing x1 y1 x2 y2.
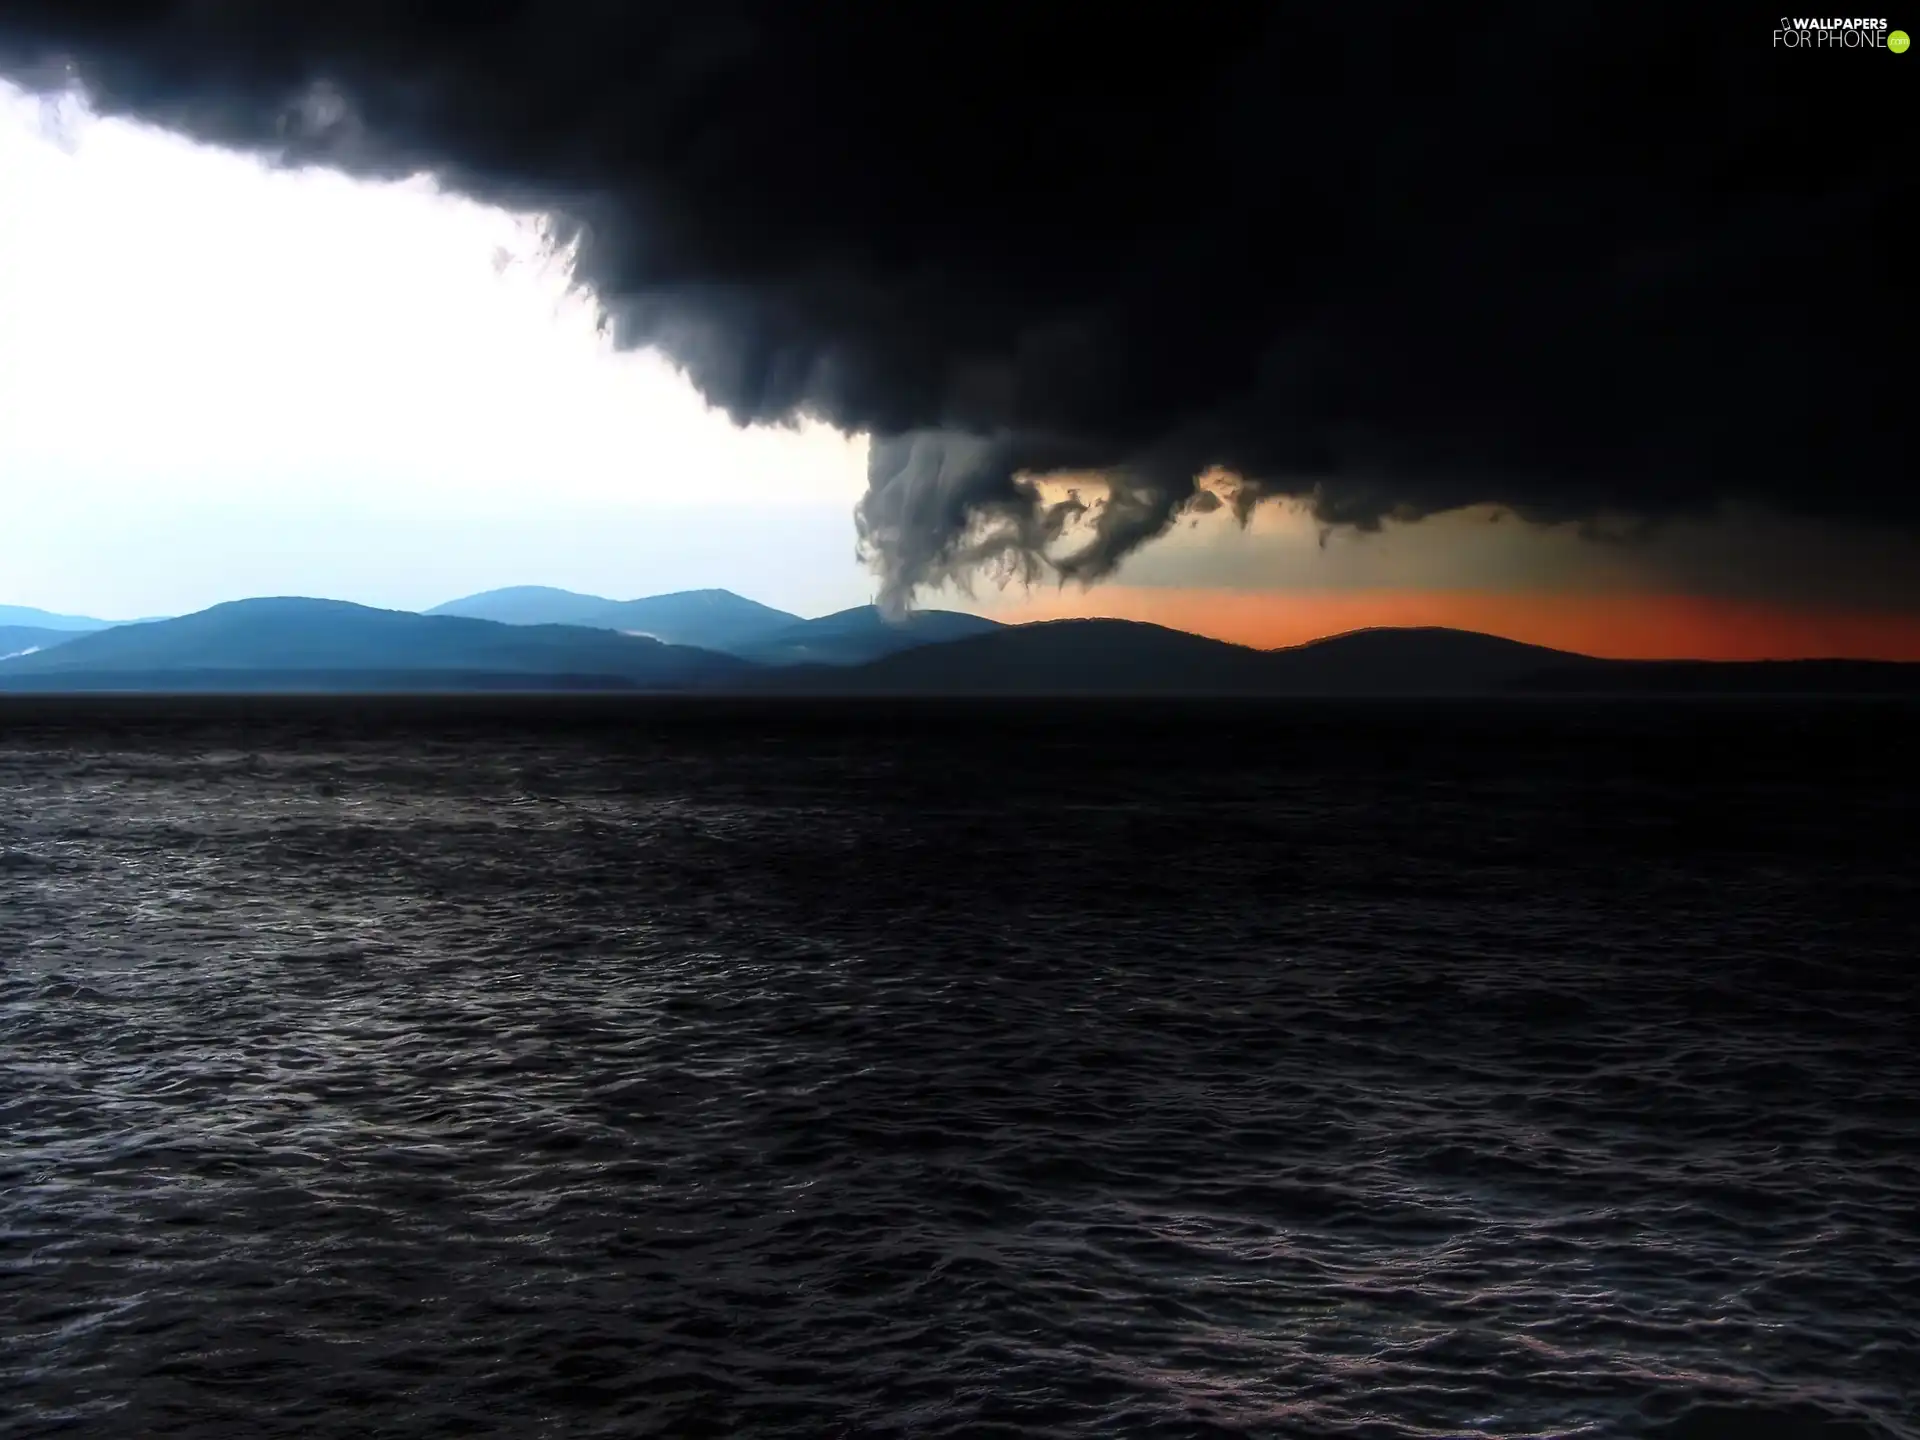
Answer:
2 698 1915 1439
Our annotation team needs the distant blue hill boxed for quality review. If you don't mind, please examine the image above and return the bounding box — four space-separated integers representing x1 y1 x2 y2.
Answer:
737 605 1003 666
424 585 624 627
0 604 119 632
426 586 801 653
584 590 802 650
0 597 751 692
0 625 86 659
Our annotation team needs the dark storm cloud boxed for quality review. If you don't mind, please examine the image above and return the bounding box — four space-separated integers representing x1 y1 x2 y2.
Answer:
0 3 1910 605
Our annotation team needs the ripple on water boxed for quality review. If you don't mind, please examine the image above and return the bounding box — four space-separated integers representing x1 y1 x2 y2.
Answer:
0 700 1916 1438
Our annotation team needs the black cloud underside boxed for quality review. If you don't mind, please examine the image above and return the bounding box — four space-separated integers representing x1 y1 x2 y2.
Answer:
0 3 1910 600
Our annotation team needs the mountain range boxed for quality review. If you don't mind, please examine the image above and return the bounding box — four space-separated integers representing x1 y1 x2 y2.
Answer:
732 605 1002 666
0 598 748 692
0 604 123 632
426 586 1001 666
426 586 801 650
760 621 1596 696
1 590 1915 696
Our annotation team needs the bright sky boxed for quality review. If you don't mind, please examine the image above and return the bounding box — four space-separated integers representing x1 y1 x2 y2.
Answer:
0 82 877 621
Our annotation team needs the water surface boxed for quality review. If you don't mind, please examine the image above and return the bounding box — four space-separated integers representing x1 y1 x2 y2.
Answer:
3 699 1915 1437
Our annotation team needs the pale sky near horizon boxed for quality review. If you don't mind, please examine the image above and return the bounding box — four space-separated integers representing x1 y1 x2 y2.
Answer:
0 81 882 621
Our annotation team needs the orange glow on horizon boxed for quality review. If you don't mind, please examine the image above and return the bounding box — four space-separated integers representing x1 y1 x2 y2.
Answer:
972 587 1920 662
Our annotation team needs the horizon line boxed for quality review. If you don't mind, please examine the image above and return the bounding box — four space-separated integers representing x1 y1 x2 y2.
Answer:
8 589 1920 666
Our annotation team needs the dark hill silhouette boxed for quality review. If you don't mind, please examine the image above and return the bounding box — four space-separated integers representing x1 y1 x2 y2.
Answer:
739 605 1003 666
1262 625 1605 692
426 586 800 652
816 618 1271 693
761 620 1597 695
0 598 750 691
758 620 1918 696
0 604 117 632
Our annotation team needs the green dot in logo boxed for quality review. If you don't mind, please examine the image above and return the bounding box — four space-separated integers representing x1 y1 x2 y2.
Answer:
1891 28 1911 52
